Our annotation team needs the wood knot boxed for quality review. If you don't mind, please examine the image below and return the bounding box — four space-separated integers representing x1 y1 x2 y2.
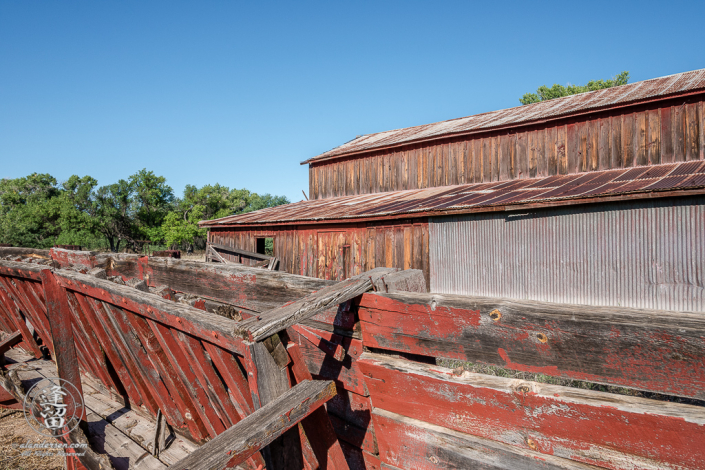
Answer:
526 438 537 450
671 353 684 361
536 333 548 343
429 456 439 464
489 309 502 321
516 384 531 394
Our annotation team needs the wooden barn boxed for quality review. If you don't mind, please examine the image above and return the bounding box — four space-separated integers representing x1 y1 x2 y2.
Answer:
201 68 705 311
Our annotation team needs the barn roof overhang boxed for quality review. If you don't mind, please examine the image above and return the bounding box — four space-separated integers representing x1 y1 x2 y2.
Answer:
302 68 705 166
200 161 705 229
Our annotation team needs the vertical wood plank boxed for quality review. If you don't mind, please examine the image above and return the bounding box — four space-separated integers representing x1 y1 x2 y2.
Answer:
556 126 567 175
611 115 623 168
649 109 661 164
623 113 635 167
403 226 412 270
660 107 673 163
636 111 648 166
473 139 481 183
492 136 499 181
528 130 537 178
375 228 384 269
40 270 86 421
589 119 599 170
687 102 700 160
547 126 557 175
499 134 510 180
516 132 528 178
413 224 422 270
599 118 611 170
536 128 547 177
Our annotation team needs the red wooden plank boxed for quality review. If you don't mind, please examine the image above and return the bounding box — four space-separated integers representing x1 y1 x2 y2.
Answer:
359 352 705 470
202 341 254 414
11 280 52 347
0 331 22 356
358 293 705 399
174 330 242 427
148 319 227 438
84 297 162 417
121 311 204 439
0 277 43 357
288 343 350 470
71 292 144 408
289 324 366 395
295 325 346 361
57 274 245 355
373 408 593 470
0 263 43 281
64 291 121 393
39 270 86 421
0 293 19 334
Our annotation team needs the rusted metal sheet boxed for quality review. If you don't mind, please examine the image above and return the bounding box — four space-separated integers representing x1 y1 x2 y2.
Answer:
202 161 705 227
305 68 705 165
429 195 705 312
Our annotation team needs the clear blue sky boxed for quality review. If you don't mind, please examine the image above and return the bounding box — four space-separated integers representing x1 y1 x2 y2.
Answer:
2 1 704 203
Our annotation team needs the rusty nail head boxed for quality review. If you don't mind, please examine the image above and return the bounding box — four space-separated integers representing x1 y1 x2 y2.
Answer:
537 333 548 343
489 309 502 321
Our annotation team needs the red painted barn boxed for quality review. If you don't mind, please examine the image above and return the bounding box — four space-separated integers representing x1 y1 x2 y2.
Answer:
201 68 705 311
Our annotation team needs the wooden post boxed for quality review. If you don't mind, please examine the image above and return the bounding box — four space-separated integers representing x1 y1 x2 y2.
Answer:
40 269 86 420
39 267 87 470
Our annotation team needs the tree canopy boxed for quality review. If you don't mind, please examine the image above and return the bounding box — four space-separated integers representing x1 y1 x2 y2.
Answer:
519 72 630 105
0 170 290 252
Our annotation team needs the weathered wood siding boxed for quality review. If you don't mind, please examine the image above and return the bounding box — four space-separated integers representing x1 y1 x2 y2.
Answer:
310 96 705 199
208 221 430 288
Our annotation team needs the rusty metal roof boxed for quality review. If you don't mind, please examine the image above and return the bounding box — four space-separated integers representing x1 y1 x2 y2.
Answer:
201 161 705 227
303 68 705 165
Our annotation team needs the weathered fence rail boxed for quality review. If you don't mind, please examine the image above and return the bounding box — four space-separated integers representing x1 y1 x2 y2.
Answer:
1 247 704 470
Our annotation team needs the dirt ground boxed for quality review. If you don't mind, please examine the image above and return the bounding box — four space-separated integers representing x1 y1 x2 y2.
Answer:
0 409 64 470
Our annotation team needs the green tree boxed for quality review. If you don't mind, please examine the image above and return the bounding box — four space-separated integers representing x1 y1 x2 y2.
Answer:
0 173 62 248
162 184 289 251
128 169 175 246
520 71 630 105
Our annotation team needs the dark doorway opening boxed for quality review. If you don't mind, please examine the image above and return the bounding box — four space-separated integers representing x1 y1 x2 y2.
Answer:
256 238 274 256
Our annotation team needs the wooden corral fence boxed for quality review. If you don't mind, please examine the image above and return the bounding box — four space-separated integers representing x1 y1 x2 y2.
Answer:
0 247 704 470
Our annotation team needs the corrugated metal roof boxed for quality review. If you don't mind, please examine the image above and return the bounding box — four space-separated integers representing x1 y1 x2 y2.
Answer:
200 161 705 227
303 68 705 165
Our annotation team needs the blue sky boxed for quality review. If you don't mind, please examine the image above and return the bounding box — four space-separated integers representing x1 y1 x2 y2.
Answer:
1 1 704 203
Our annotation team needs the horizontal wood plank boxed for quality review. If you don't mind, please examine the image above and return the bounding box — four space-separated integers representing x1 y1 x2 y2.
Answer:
56 270 245 355
359 292 705 399
169 380 337 470
359 352 705 470
373 408 595 470
137 257 333 313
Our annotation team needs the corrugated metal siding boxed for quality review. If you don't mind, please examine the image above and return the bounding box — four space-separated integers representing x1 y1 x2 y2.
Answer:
429 196 705 312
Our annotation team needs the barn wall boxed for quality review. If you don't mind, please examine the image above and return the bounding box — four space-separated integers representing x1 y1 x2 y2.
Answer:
207 220 430 287
309 96 705 199
429 195 705 312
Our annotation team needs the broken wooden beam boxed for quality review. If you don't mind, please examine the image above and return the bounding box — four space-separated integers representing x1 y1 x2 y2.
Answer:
208 244 231 264
168 380 337 470
0 331 22 358
209 242 273 261
236 267 397 342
